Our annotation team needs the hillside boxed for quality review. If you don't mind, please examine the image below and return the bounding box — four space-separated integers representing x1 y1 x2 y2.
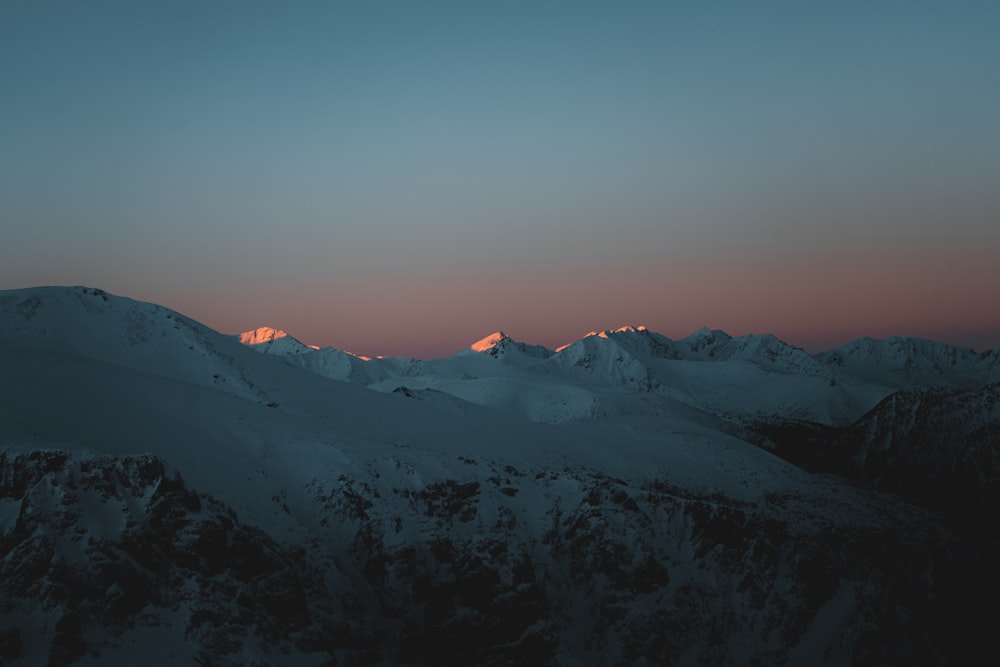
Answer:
1 286 996 665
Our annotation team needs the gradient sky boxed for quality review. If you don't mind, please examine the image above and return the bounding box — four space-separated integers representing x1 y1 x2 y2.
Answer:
3 1 999 357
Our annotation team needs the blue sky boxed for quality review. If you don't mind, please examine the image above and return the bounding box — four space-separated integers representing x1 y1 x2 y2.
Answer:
2 1 999 356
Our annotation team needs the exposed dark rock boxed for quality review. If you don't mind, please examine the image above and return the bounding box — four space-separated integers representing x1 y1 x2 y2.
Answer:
749 382 1000 521
0 451 345 665
1 450 996 665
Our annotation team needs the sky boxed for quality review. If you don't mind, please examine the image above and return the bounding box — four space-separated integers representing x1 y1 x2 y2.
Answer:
2 0 999 358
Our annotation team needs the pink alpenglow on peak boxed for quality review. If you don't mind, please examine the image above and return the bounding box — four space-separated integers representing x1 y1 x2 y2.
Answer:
594 325 647 339
463 330 554 364
469 331 510 353
238 327 317 354
556 325 648 352
239 327 293 346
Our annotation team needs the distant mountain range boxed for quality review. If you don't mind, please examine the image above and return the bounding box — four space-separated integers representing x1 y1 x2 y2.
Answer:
238 319 999 427
2 286 997 666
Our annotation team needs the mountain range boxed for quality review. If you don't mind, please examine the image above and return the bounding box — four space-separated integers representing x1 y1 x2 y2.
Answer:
1 286 997 665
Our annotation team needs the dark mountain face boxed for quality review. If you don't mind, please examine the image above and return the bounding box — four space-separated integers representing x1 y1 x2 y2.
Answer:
2 450 996 666
751 382 1000 522
0 451 341 666
1 286 998 666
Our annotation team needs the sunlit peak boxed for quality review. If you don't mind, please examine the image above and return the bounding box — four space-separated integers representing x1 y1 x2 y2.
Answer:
470 331 509 352
557 325 647 352
589 325 648 339
239 327 291 345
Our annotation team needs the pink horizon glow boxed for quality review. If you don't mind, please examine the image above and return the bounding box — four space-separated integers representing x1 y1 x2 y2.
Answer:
131 243 1000 360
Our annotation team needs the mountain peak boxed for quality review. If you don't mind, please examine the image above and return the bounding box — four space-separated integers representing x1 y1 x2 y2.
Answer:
586 325 648 340
462 331 554 363
237 327 317 354
469 331 509 353
239 327 292 346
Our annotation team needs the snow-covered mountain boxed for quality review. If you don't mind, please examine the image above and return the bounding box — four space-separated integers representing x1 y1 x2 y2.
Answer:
238 326 317 355
1 287 278 404
241 319 996 427
818 335 1000 388
459 330 555 365
2 286 997 665
753 382 1000 520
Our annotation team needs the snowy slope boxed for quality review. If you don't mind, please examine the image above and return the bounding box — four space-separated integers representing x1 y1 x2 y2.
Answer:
286 345 394 384
0 287 278 404
243 324 872 425
2 286 997 665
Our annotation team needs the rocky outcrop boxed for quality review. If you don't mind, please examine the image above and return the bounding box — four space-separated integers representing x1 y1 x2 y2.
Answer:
0 451 342 666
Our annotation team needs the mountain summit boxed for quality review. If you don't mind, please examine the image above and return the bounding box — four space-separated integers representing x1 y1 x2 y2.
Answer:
238 326 293 345
238 326 316 354
468 330 510 353
461 331 554 362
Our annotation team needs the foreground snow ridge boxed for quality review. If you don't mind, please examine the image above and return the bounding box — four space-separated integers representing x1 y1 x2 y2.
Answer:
0 285 997 666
